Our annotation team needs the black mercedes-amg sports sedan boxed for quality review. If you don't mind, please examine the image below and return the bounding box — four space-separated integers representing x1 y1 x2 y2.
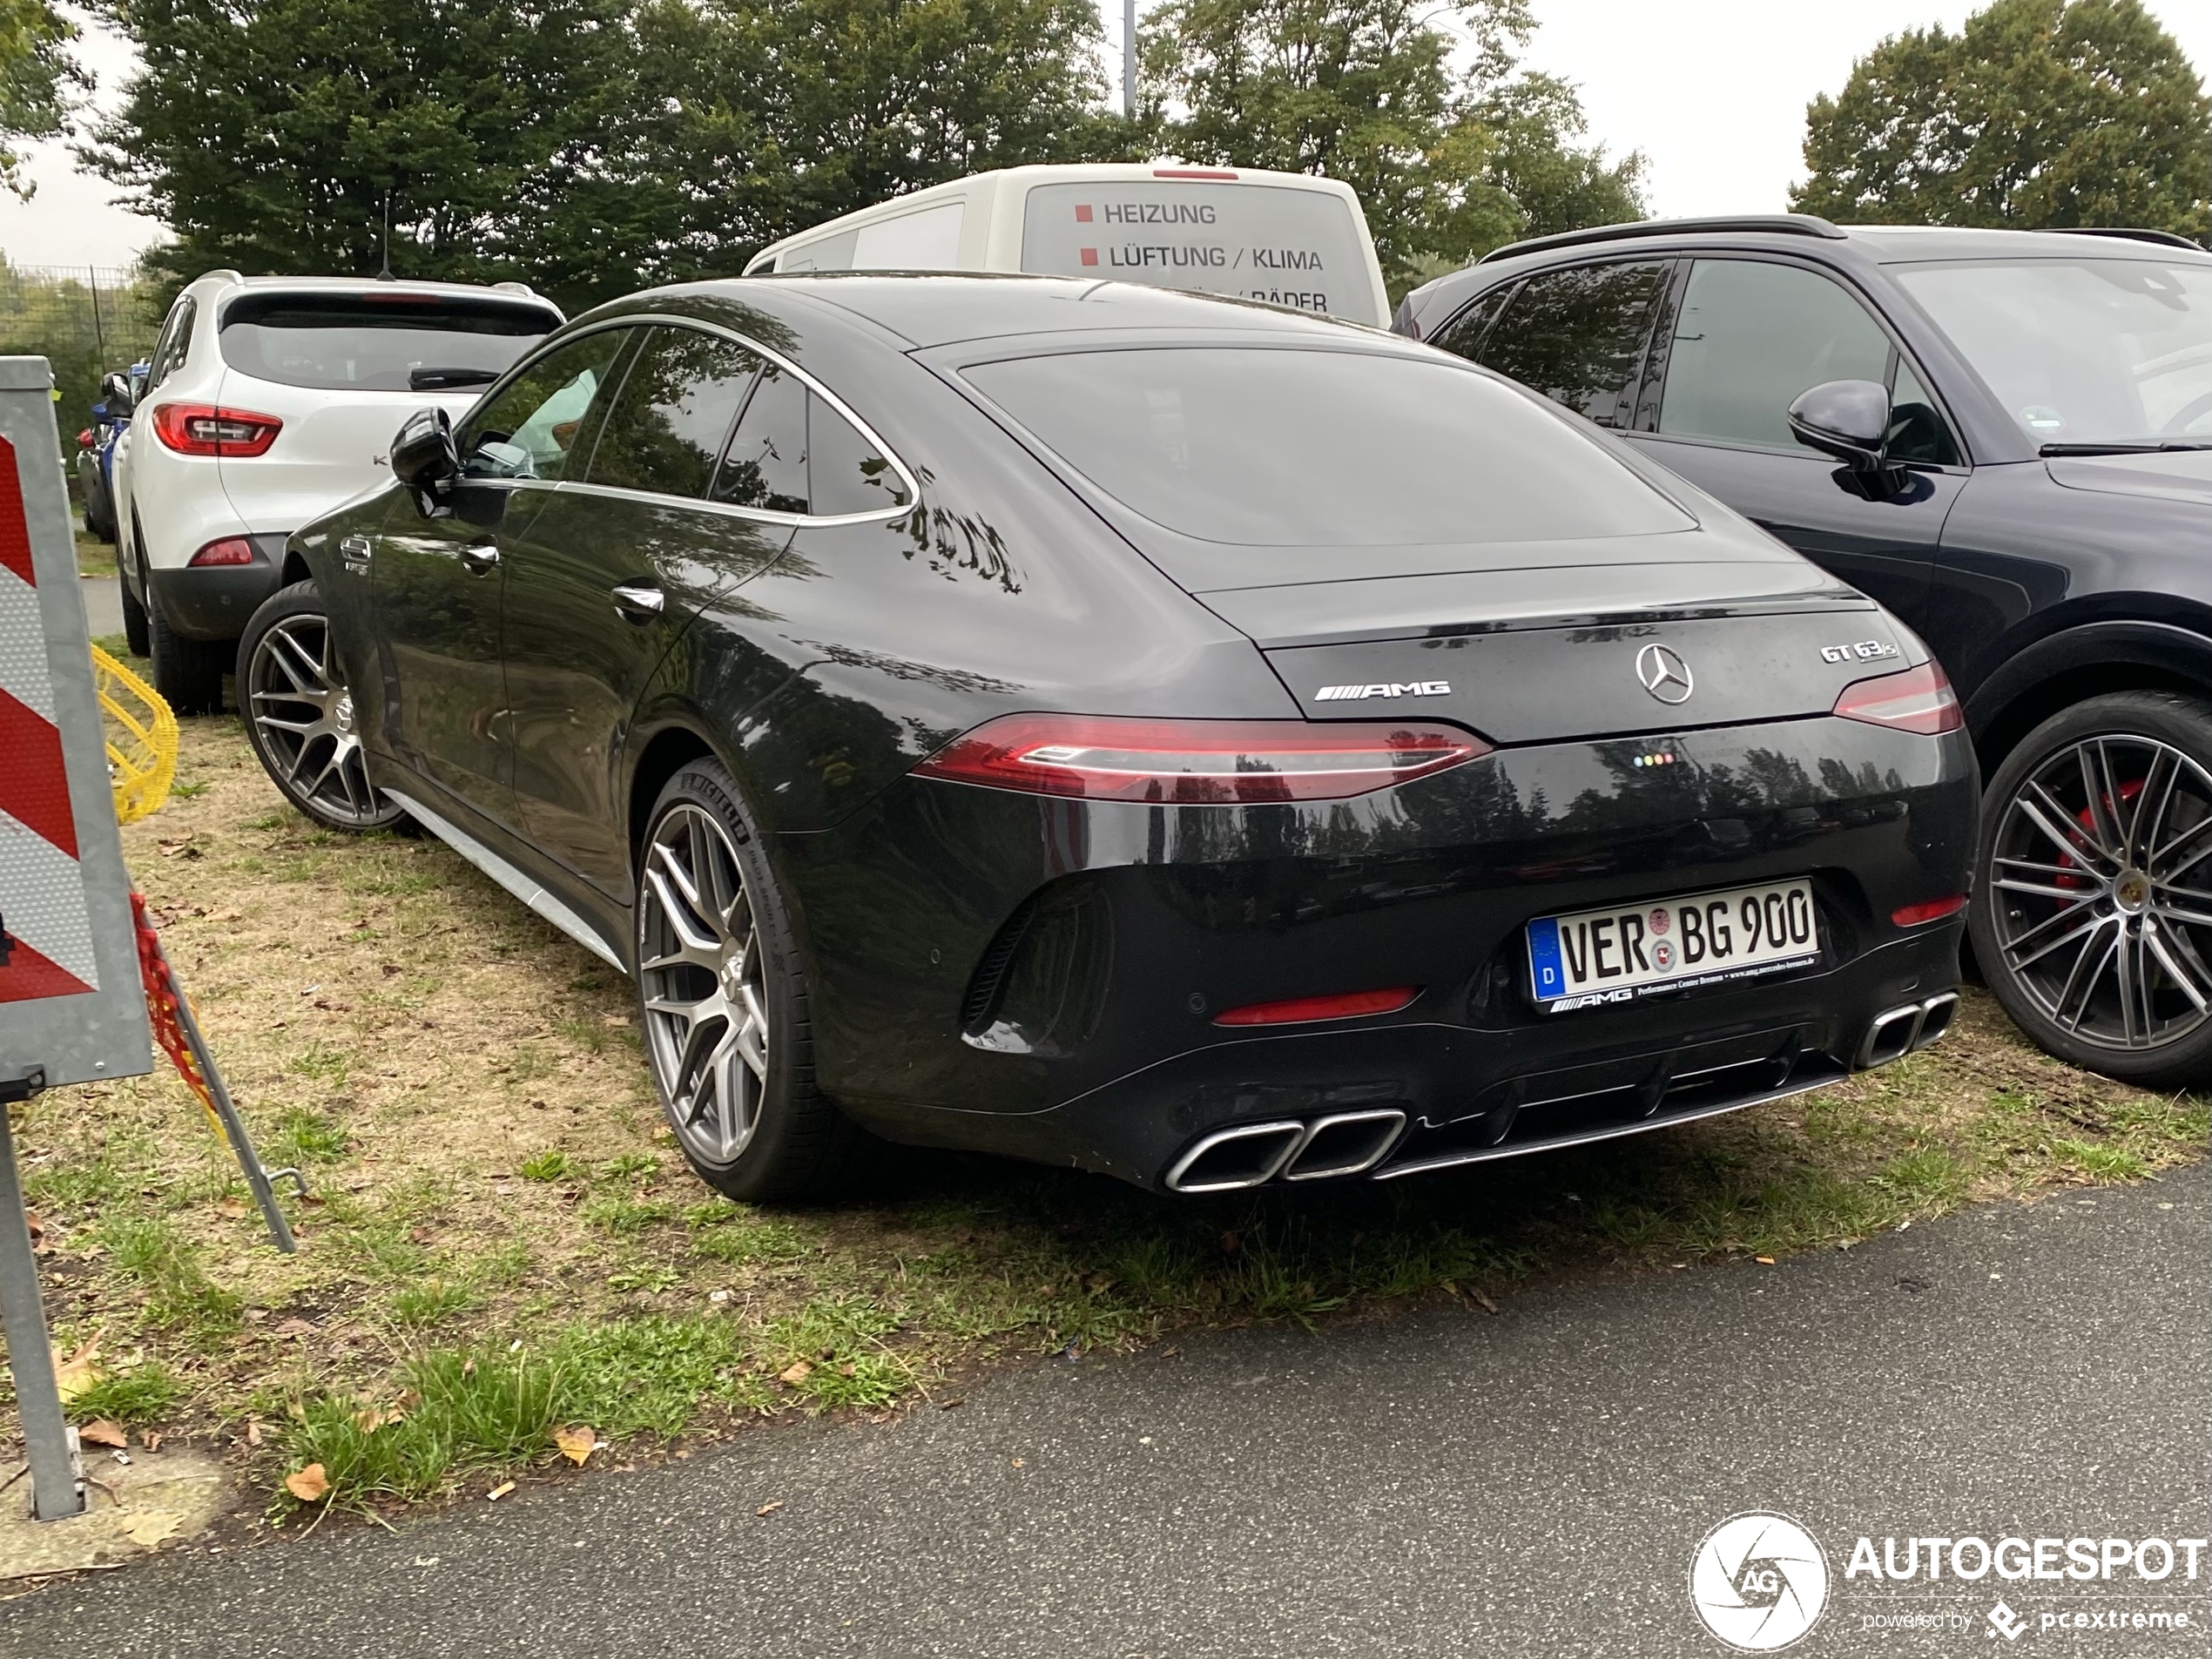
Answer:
236 274 1975 1200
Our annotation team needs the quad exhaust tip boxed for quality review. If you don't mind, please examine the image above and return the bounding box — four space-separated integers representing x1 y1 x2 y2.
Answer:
1164 1109 1409 1193
1858 991 1959 1069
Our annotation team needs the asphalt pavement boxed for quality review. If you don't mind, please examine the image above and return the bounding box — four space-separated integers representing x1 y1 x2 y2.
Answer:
7 1166 2206 1657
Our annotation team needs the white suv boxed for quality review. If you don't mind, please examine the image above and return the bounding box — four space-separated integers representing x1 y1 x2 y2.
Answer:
113 272 563 711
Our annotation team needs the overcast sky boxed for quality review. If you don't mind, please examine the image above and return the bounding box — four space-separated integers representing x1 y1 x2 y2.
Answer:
3 0 2208 272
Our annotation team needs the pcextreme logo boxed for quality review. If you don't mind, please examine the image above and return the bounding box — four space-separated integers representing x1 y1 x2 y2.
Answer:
1689 1513 1831 1651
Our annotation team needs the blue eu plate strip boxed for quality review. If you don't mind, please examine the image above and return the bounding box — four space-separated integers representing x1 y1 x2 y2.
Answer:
1527 916 1565 1002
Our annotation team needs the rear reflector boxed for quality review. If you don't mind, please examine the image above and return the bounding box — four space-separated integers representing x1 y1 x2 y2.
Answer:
913 715 1489 803
188 537 256 568
1892 894 1966 927
1832 662 1963 735
1214 988 1419 1027
152 402 283 458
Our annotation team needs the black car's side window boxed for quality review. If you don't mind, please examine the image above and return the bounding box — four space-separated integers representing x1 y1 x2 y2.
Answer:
1430 283 1515 363
807 392 909 516
1658 260 1959 464
711 363 810 514
457 329 633 484
1477 260 1670 427
1887 357 1962 467
583 327 764 498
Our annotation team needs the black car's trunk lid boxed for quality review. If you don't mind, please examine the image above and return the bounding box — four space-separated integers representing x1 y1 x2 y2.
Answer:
1193 547 1902 745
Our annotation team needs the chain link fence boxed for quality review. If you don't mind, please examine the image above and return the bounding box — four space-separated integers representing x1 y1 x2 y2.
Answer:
0 262 165 468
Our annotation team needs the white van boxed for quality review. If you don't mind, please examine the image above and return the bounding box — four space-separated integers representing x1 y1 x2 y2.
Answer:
742 164 1392 328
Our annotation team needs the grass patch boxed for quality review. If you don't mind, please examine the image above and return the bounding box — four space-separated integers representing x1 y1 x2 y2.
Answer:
98 1216 243 1333
24 716 2200 1519
70 1362 187 1425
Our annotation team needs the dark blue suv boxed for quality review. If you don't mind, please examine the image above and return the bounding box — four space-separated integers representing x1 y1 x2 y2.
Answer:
1399 217 2212 1086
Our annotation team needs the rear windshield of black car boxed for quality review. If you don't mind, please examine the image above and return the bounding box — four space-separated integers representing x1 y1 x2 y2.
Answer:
219 293 561 393
961 347 1694 546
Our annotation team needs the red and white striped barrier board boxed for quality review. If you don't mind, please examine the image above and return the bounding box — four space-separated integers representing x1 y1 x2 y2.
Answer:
0 356 151 1089
0 432 98 1002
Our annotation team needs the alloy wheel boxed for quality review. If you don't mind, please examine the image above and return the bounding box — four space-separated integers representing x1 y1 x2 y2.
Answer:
246 613 390 826
638 803 771 1165
1988 732 2212 1052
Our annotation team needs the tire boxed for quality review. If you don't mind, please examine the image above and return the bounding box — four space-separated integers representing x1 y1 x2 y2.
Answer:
236 581 407 833
635 759 870 1202
119 558 150 658
1970 689 2212 1087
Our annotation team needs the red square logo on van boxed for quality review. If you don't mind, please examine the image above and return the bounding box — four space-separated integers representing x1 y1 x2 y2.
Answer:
1079 247 1097 266
1075 204 1093 222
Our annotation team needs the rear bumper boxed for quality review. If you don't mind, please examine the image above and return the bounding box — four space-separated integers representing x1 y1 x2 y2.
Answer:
786 713 1978 1190
147 534 288 641
937 926 1960 1190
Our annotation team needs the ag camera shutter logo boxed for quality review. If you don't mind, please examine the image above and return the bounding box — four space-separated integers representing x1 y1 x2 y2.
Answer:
1689 1512 1831 1650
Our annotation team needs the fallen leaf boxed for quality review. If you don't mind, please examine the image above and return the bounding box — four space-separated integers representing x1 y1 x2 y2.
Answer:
1009 1458 1026 1469
23 1211 42 1245
1469 1290 1501 1316
216 1197 249 1219
778 1360 813 1386
395 1389 422 1413
53 1334 102 1402
554 1426 597 1467
284 1463 331 1503
838 1363 856 1379
1755 1255 1777 1265
353 1406 387 1433
938 1399 965 1411
755 1501 783 1517
486 1480 516 1501
272 1318 314 1339
245 1419 264 1447
78 1420 128 1448
120 1509 183 1549
142 1431 164 1453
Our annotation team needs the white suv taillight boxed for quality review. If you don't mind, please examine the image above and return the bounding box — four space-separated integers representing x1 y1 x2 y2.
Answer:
152 402 283 457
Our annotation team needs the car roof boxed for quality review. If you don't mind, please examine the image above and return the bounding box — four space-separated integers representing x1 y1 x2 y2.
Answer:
655 273 1386 350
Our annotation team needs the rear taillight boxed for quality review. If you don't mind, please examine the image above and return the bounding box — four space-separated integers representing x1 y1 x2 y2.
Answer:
152 402 283 457
913 715 1490 803
1832 663 1962 736
1214 987 1420 1027
188 537 256 568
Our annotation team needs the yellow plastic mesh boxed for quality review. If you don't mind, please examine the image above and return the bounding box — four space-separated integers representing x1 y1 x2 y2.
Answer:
91 644 178 823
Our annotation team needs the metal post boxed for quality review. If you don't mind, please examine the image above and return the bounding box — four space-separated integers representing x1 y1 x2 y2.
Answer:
167 968 298 1253
1123 0 1136 119
86 267 104 362
0 1076 85 1521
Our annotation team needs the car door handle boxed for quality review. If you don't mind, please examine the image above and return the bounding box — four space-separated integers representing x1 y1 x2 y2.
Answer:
459 542 500 575
611 582 664 623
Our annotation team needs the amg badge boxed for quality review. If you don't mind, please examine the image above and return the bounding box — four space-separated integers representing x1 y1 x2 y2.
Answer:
1312 680 1452 701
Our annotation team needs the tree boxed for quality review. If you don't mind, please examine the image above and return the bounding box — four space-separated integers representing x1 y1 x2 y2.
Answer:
1138 0 1643 294
82 0 640 300
1792 0 2211 239
570 0 1133 295
0 0 82 200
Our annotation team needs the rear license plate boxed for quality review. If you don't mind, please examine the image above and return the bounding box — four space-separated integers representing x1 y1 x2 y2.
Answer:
1526 879 1819 1014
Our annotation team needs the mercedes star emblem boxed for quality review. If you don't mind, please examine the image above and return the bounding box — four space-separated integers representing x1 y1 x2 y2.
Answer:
1635 643 1695 705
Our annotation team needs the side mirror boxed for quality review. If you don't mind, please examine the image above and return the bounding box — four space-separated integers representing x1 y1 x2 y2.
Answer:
1789 379 1892 473
391 408 459 518
99 372 133 415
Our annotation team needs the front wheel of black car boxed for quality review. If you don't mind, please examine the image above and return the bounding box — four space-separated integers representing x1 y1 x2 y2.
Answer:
1971 691 2212 1086
237 581 407 833
637 760 869 1202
